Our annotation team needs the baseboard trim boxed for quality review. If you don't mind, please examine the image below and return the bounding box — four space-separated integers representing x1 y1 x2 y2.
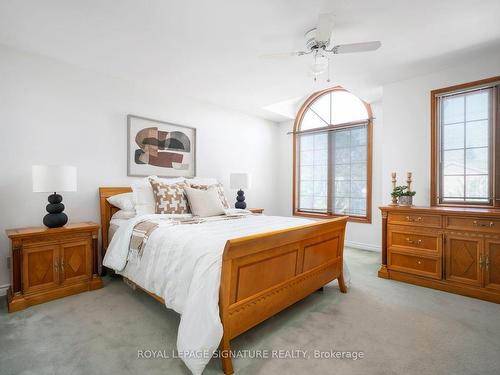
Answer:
345 241 380 252
0 284 9 297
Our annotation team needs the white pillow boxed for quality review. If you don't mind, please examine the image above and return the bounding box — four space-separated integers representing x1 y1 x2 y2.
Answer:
132 176 185 215
111 210 136 220
186 177 218 185
184 186 225 217
107 192 135 211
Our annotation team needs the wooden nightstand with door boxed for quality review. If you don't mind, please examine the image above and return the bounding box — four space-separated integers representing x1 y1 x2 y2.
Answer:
6 222 102 312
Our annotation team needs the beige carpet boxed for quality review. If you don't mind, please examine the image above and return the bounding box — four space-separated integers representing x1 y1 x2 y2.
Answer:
1 248 499 375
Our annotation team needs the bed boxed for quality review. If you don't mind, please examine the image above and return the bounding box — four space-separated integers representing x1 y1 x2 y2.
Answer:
99 186 348 374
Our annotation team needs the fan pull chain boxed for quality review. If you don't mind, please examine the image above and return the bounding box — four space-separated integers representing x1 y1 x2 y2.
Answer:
327 58 331 83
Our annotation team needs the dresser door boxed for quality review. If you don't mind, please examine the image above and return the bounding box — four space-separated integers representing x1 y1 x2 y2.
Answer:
445 235 483 287
484 240 500 291
60 239 92 285
22 243 60 294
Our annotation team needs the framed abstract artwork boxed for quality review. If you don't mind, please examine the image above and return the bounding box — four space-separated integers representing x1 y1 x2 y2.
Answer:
127 115 196 177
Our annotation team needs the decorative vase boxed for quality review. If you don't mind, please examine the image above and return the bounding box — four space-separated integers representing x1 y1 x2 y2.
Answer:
398 196 413 206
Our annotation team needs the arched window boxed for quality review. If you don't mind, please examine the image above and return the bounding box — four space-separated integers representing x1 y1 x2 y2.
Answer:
293 87 373 222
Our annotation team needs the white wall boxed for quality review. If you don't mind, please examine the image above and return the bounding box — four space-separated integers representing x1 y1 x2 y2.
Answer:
275 102 383 251
0 45 279 292
382 50 500 205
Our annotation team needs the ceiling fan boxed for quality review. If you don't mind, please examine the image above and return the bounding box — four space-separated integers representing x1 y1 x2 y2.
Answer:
262 13 381 80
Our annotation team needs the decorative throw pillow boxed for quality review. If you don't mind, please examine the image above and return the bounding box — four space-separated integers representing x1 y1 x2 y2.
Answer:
184 186 225 217
133 176 185 215
189 182 230 209
107 192 135 211
149 179 191 214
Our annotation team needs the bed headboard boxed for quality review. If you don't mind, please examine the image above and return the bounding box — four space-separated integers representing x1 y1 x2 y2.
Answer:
99 187 132 253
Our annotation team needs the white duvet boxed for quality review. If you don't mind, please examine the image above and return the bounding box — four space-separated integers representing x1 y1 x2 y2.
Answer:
103 213 350 374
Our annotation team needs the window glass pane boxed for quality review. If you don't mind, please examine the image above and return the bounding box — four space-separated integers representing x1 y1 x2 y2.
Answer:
466 120 488 148
300 181 313 195
351 162 367 180
466 91 489 121
310 93 331 124
331 91 369 125
350 198 366 216
443 123 464 150
332 125 368 216
301 109 326 130
314 180 327 197
439 88 492 204
313 196 327 210
351 180 367 198
314 133 328 150
300 134 314 151
335 181 350 197
300 151 313 165
314 149 328 165
442 95 464 124
466 148 488 175
350 146 367 161
465 175 488 199
350 127 367 146
300 195 313 210
442 175 465 199
334 130 350 147
300 166 313 180
443 149 464 175
335 148 350 164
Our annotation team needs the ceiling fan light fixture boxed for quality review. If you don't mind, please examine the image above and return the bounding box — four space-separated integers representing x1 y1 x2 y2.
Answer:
311 52 328 76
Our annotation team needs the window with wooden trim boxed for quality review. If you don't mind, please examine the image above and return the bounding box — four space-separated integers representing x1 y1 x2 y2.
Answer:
293 87 373 223
431 76 500 208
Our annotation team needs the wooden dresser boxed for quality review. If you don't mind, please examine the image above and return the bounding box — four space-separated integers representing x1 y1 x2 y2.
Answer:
379 206 500 303
6 222 103 312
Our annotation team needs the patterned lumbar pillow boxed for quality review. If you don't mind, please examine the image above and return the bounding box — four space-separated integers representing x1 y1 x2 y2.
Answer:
189 182 230 209
149 178 191 214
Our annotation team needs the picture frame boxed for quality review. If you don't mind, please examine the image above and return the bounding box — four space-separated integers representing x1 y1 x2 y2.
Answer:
127 114 196 178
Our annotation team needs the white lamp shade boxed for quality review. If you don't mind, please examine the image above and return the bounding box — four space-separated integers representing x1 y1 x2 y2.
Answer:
32 165 77 193
230 173 250 190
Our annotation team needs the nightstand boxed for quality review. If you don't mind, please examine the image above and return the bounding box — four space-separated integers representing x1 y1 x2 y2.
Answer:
249 208 264 214
6 222 103 312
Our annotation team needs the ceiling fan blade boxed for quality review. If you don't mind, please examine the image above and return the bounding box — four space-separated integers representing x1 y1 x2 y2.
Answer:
316 13 335 43
260 51 308 59
333 41 382 54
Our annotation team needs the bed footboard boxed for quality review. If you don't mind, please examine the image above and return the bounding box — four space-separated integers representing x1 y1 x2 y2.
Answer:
218 217 348 374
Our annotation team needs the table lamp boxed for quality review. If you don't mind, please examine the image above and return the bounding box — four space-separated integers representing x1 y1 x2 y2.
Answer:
230 173 249 209
32 165 77 228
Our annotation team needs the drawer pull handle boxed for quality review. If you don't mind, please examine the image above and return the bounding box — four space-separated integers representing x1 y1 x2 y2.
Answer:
473 220 494 228
406 238 422 245
417 260 422 265
406 216 423 222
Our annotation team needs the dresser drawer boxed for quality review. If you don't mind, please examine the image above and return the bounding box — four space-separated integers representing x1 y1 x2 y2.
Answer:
388 213 441 228
389 230 440 253
446 216 500 233
388 251 441 279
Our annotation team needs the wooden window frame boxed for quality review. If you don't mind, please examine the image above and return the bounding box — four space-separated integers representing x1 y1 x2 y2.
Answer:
292 87 373 223
431 75 500 208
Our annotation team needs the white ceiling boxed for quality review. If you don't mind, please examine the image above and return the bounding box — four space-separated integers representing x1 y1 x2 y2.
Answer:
1 0 500 122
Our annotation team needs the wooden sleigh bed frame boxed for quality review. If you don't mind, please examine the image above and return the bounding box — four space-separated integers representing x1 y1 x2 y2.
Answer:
99 187 348 374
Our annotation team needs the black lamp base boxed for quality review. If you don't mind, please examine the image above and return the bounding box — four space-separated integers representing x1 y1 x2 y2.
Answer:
43 193 68 228
235 189 247 209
